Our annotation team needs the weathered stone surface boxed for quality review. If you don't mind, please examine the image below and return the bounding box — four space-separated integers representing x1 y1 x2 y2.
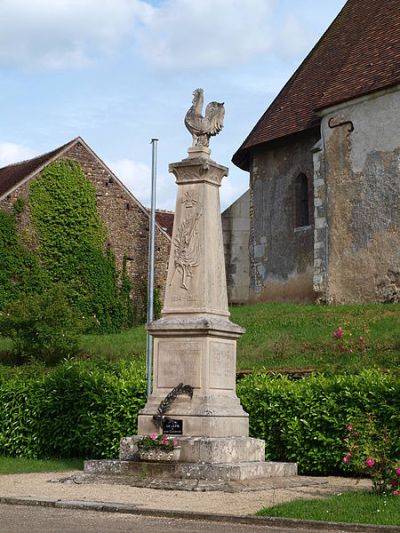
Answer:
120 437 265 463
83 458 297 483
222 190 250 304
315 88 400 303
247 130 319 303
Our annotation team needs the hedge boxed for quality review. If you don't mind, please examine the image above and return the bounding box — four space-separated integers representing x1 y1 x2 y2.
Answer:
237 370 400 474
0 360 146 459
0 363 398 475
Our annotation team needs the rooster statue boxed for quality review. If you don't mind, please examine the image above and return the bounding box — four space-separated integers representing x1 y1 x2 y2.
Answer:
184 88 225 148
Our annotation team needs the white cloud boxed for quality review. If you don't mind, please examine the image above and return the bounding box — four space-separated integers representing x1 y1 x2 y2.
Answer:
136 0 276 69
0 142 36 167
0 0 150 68
110 157 177 210
0 0 329 71
135 0 319 70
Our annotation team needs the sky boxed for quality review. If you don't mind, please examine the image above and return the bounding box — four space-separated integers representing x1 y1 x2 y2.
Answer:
0 0 347 211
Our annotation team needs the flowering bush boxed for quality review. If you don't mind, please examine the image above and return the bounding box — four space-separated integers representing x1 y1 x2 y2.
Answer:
342 416 400 495
332 324 367 354
137 433 178 452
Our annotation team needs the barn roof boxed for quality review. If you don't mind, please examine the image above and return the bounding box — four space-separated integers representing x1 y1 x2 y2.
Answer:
0 137 172 240
0 139 75 197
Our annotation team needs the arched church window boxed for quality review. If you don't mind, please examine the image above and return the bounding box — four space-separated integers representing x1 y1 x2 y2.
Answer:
295 173 309 227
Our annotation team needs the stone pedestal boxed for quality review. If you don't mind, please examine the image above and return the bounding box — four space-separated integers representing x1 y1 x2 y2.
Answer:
137 155 250 439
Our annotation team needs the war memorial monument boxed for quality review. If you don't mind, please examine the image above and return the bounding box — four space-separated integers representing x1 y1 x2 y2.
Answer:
82 89 297 489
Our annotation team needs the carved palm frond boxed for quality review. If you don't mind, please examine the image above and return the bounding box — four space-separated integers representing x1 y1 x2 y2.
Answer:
152 383 194 430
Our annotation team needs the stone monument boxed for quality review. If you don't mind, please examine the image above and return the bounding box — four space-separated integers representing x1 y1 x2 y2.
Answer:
83 89 297 488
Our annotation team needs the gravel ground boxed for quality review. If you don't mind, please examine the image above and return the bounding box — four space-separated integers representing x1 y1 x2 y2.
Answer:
0 472 370 516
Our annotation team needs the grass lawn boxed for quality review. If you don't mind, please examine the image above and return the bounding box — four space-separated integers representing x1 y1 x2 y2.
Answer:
0 303 398 372
231 302 400 371
257 491 400 526
0 456 83 475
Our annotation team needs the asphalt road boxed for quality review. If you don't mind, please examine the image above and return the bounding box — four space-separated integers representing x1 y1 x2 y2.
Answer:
0 504 343 533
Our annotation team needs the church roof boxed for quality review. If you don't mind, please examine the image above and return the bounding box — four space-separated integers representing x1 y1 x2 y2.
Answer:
233 0 400 171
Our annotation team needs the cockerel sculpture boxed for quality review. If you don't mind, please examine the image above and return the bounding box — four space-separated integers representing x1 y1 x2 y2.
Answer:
184 88 225 148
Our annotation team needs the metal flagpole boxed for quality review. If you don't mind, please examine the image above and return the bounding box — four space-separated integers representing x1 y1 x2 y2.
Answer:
146 138 158 399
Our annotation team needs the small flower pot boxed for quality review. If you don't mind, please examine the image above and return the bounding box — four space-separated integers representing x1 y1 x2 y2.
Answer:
138 447 181 462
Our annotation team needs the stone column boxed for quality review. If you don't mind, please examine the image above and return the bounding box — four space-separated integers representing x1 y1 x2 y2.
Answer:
137 146 249 438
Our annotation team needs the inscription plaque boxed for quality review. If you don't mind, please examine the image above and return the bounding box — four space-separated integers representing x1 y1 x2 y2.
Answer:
162 418 183 435
157 340 202 388
209 341 235 390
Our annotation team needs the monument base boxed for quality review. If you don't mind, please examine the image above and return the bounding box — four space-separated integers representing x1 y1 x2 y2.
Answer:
76 436 297 491
83 458 297 482
120 436 266 463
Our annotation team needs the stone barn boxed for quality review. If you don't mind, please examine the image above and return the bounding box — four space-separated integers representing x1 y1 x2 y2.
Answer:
0 136 172 312
228 0 400 304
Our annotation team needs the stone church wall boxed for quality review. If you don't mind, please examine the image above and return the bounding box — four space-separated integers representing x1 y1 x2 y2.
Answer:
315 86 400 303
248 129 320 303
222 190 250 304
0 140 171 305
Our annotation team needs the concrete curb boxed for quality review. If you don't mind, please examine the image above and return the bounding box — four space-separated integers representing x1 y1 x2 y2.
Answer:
1 496 399 532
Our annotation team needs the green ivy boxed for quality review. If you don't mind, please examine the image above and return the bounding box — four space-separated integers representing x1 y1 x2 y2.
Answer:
28 159 133 332
0 210 47 308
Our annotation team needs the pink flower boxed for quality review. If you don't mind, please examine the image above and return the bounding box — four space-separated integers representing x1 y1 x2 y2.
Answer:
173 439 178 447
335 327 343 338
359 336 364 342
391 479 398 487
347 424 353 432
396 467 400 476
342 456 349 464
349 349 353 353
365 458 375 468
150 433 158 440
393 490 399 497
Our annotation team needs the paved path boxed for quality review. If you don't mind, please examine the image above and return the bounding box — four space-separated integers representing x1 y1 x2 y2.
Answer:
0 505 349 533
0 471 370 516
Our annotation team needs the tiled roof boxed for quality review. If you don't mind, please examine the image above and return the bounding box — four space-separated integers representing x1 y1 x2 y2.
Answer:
233 0 400 170
0 139 76 197
146 209 174 237
155 210 174 237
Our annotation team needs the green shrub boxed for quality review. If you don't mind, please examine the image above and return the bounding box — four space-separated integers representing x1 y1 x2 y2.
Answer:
0 359 146 458
0 284 83 364
0 364 398 471
237 370 400 475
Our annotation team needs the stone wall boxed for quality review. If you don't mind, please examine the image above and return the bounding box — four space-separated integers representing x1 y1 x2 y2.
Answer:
0 140 171 306
315 86 400 303
248 130 319 302
222 190 250 304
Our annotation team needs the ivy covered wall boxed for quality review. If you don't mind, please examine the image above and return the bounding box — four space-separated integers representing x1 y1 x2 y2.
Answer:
0 159 133 332
0 140 171 331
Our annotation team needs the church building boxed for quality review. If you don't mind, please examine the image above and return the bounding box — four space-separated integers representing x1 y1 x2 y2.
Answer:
228 0 400 304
